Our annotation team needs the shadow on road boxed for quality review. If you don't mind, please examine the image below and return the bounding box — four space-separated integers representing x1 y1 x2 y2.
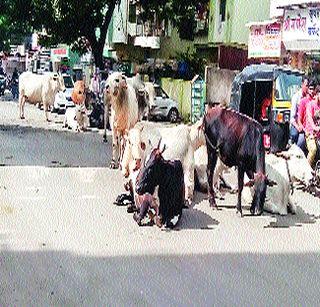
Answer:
0 249 319 306
0 124 111 168
177 208 219 230
264 206 319 229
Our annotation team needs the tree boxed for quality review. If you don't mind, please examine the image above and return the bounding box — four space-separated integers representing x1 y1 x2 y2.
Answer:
139 0 208 40
1 0 120 68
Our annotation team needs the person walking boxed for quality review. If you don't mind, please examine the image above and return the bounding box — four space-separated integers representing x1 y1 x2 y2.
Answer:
11 68 19 100
290 77 309 144
297 79 316 155
305 85 320 168
90 73 100 100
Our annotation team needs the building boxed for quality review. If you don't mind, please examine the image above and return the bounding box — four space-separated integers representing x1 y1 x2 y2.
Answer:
105 0 272 73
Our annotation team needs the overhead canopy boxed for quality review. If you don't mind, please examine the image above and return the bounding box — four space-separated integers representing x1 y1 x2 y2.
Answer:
229 64 303 110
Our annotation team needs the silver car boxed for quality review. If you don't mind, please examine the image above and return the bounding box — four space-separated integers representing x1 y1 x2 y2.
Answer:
149 85 180 123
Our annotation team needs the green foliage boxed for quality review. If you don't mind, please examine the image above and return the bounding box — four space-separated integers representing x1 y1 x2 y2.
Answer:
139 0 208 40
1 0 119 68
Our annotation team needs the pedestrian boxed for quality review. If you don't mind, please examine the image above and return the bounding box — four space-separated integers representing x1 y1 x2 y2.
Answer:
297 79 316 155
290 77 309 144
11 68 19 100
305 85 320 168
90 73 100 100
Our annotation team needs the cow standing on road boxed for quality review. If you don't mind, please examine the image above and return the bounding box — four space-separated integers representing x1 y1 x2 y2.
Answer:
204 106 267 216
106 72 139 169
19 72 65 121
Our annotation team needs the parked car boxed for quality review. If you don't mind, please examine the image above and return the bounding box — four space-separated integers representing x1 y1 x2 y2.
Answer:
52 74 75 113
0 74 6 96
149 85 180 123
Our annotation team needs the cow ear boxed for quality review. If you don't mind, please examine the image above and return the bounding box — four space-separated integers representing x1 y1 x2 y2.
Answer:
148 139 153 147
141 142 146 151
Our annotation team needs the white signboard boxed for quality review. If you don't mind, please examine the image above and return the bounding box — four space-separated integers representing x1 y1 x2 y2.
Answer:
248 23 282 58
283 7 320 50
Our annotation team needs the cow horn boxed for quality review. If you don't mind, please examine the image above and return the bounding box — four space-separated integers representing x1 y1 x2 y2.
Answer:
148 139 153 147
157 137 162 149
161 144 167 154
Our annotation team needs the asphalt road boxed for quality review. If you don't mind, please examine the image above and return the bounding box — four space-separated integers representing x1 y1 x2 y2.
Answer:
1 100 320 306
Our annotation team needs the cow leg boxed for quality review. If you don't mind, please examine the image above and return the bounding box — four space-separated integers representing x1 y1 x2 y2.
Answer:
103 103 108 142
110 130 119 169
236 167 245 217
44 102 50 122
207 151 218 208
19 95 26 119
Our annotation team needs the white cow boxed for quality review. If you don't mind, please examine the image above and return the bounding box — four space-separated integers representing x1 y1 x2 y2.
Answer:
106 72 139 168
121 122 195 205
189 120 234 195
126 74 155 120
242 145 313 215
19 72 65 121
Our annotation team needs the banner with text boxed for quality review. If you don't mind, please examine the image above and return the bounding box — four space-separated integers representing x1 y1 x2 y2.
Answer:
248 23 281 58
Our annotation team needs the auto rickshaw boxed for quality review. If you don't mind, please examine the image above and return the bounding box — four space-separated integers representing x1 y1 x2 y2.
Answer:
230 64 304 153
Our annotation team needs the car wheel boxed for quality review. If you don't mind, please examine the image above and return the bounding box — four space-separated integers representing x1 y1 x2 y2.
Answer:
168 108 179 123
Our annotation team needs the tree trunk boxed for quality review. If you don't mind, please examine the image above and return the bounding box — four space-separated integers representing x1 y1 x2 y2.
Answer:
91 0 117 70
92 42 105 69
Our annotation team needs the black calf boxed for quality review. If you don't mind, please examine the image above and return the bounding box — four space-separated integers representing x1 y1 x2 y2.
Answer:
135 139 185 228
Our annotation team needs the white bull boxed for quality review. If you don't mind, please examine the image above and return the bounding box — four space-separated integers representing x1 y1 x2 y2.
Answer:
189 120 234 194
121 122 195 205
19 72 65 121
106 72 139 168
243 145 313 215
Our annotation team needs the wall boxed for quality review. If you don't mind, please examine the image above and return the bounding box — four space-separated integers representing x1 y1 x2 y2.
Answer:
211 0 271 45
161 78 192 121
205 67 237 106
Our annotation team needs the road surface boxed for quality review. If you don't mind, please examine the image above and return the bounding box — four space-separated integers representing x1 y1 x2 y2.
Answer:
1 101 320 306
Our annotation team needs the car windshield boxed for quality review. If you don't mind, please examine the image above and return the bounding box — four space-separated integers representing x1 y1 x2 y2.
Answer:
275 73 302 101
63 76 74 88
155 86 168 98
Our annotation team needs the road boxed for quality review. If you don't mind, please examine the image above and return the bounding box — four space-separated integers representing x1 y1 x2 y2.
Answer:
1 100 320 306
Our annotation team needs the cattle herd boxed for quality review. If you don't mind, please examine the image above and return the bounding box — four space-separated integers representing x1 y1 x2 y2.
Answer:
18 71 318 229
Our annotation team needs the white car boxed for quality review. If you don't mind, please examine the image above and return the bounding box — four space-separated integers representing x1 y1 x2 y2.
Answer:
52 74 75 113
149 85 180 123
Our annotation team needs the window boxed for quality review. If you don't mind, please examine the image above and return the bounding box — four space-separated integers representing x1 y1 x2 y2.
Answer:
275 73 302 101
128 3 136 23
220 0 227 22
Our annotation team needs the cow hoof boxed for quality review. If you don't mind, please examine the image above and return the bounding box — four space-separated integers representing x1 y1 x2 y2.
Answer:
127 203 138 213
20 116 25 120
209 198 218 209
155 216 163 228
184 199 192 209
236 210 243 218
254 208 263 216
133 213 142 225
109 161 118 169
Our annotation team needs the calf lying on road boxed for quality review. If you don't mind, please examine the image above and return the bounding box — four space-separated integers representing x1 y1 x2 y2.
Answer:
135 139 185 229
